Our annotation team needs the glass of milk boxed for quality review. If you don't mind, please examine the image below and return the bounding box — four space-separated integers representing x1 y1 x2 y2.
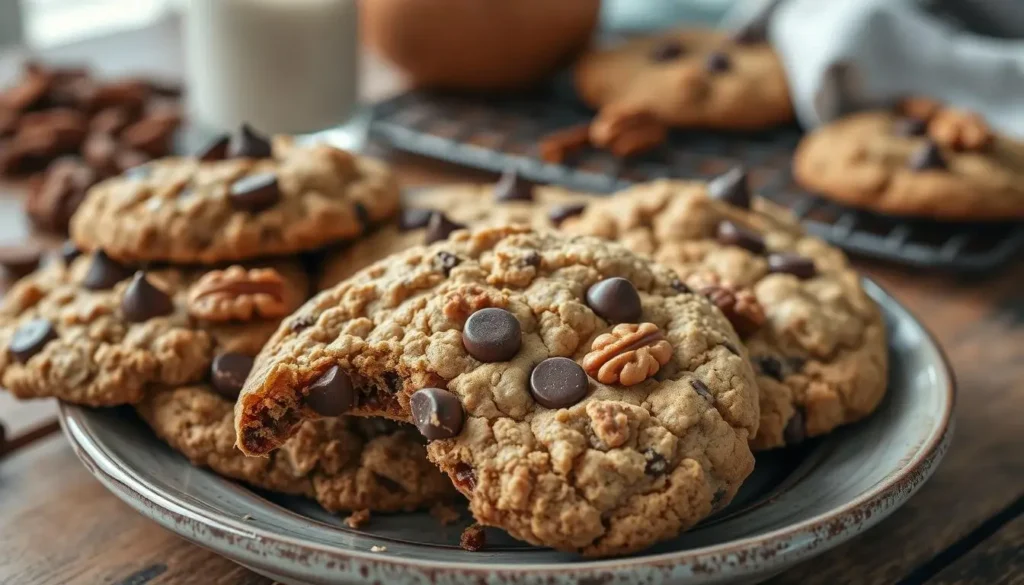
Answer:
184 0 359 136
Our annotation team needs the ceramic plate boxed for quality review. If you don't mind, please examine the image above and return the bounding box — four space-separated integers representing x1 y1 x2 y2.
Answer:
59 280 954 585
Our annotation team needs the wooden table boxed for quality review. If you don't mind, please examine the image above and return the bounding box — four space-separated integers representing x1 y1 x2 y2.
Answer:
2 17 1023 585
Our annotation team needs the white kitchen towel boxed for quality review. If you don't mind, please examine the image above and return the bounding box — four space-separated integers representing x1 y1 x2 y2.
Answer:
726 0 1024 137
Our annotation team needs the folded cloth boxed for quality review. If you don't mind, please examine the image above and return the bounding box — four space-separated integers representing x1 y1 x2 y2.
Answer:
725 0 1024 137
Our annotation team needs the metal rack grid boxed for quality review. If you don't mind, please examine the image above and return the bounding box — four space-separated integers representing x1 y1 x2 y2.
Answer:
371 90 1024 272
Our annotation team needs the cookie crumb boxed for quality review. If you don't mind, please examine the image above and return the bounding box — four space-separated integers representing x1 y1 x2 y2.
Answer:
344 509 371 529
460 523 486 552
429 502 461 526
370 545 387 553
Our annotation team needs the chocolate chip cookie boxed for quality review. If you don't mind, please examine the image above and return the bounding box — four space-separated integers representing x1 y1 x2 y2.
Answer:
317 176 592 290
138 384 455 512
793 104 1024 219
236 226 759 556
0 248 308 406
574 29 794 133
70 129 400 264
559 174 888 450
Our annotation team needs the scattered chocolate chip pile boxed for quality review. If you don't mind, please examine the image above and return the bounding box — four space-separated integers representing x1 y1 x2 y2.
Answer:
0 61 183 234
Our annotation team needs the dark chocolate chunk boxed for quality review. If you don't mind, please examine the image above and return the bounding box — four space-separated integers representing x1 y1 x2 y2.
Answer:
586 277 642 323
708 166 751 209
229 123 272 159
9 318 58 363
424 212 465 245
197 133 230 161
767 253 817 279
210 352 255 400
304 365 355 416
547 203 586 226
410 387 465 440
716 220 766 254
121 271 174 323
230 172 280 213
493 168 533 202
82 250 132 290
529 357 589 409
462 308 522 363
644 450 668 475
755 355 784 381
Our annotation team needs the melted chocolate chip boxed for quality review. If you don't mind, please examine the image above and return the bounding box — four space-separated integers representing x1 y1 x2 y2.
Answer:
650 40 684 62
436 251 460 276
210 352 255 400
410 387 465 440
196 133 230 161
493 168 533 202
547 203 586 226
424 212 465 245
529 357 589 409
768 253 817 279
398 208 433 231
462 308 522 363
783 408 807 445
707 166 751 209
908 140 946 171
9 318 58 363
586 277 642 323
230 173 280 213
121 271 175 323
690 379 714 401
304 365 355 416
716 220 766 254
755 355 784 381
229 123 272 159
82 250 132 290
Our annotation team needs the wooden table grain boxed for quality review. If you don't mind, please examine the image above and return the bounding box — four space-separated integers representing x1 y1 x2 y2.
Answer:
1 17 1023 585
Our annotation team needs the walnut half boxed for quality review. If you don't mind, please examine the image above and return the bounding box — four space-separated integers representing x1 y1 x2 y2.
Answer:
582 322 673 386
188 266 287 322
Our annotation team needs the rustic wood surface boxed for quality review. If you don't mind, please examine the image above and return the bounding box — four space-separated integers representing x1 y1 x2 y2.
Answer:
1 16 1023 585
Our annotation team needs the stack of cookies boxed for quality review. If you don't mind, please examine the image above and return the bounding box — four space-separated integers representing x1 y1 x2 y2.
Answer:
1 129 889 555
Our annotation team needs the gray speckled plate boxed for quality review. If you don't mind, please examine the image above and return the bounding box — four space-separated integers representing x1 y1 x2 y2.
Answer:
59 280 954 585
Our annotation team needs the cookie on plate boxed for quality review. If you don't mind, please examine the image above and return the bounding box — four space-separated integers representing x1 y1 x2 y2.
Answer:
317 176 591 290
793 101 1024 220
235 226 760 556
138 384 455 512
70 127 400 264
574 28 793 134
0 247 307 406
560 174 888 450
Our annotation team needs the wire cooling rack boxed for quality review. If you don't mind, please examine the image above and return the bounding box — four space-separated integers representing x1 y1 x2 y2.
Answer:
370 90 1024 272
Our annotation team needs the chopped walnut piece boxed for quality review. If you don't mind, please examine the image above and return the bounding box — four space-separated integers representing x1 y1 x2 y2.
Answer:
187 266 287 322
581 322 673 386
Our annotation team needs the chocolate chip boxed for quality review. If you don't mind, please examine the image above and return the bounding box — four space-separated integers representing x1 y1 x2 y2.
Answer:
0 244 43 278
354 202 371 234
586 277 642 323
908 140 946 171
462 308 522 363
230 173 280 213
436 251 460 276
644 451 668 475
767 253 817 279
410 387 465 440
82 250 132 290
783 408 806 446
670 278 691 294
705 51 731 73
9 318 58 363
304 365 355 416
547 203 586 226
493 168 533 202
529 357 589 409
383 371 403 393
650 40 684 62
708 166 751 209
59 240 80 265
453 462 477 491
229 123 272 159
196 133 230 161
716 220 766 254
424 212 465 244
690 379 713 401
523 251 542 267
398 208 432 231
894 117 927 137
755 355 784 381
210 352 255 400
121 271 174 322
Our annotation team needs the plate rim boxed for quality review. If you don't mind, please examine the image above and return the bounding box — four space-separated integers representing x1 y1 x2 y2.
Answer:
58 278 956 578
